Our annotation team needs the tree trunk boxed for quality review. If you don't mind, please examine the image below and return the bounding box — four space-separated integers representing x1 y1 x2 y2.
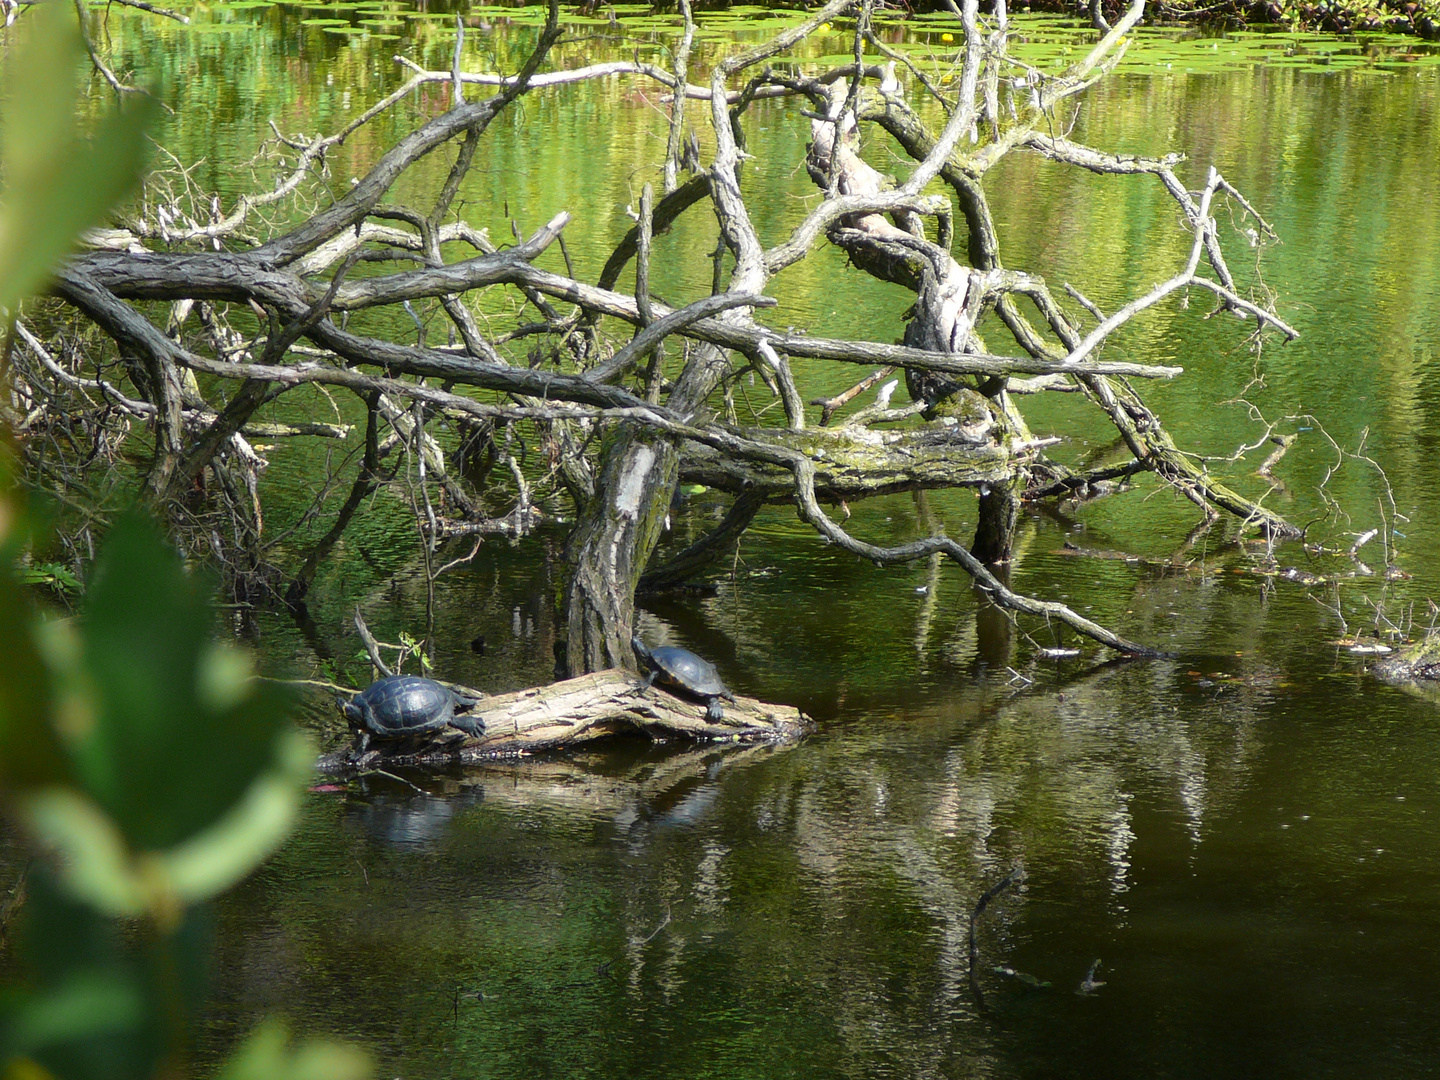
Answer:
563 427 680 675
972 481 1022 565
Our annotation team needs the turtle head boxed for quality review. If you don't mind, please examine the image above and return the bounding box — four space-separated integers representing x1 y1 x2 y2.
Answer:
339 694 365 726
630 635 651 666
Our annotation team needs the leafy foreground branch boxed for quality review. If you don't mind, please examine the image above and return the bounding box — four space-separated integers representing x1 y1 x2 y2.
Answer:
0 512 365 1079
10 0 1307 675
0 9 369 1076
0 496 386 1080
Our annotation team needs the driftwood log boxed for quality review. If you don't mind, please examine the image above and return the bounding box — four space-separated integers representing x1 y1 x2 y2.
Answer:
317 668 812 772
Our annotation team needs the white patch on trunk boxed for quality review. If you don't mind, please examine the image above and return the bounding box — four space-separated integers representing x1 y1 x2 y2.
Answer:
614 445 655 520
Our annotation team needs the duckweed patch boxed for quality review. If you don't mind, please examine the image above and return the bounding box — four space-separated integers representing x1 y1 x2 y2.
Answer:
92 2 1440 82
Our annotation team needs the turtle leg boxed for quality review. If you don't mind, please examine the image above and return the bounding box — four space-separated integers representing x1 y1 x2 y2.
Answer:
705 697 725 723
356 730 371 753
451 714 486 738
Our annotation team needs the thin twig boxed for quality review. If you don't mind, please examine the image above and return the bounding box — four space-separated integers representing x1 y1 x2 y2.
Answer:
353 607 395 678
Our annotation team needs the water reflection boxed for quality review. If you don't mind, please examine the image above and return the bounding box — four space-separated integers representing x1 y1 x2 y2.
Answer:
223 586 1440 1078
342 779 485 849
225 494 1440 1076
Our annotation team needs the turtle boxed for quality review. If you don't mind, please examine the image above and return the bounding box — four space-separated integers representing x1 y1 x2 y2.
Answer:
632 635 737 723
340 675 486 752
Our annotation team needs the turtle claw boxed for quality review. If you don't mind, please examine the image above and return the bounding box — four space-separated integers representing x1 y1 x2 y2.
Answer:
347 743 379 768
452 714 486 739
705 699 725 724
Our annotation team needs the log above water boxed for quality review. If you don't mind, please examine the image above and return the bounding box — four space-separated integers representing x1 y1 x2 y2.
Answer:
679 418 1014 500
317 668 812 772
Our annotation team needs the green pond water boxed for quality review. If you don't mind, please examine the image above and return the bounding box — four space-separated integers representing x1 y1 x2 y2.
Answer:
17 3 1440 1077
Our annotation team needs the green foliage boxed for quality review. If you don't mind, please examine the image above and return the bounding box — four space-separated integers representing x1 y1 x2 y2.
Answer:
3 871 192 1080
14 564 82 598
351 630 433 680
0 2 157 314
0 547 66 797
0 513 361 1080
213 1021 370 1080
0 508 369 1078
68 516 297 854
397 631 432 673
0 9 369 1079
1273 0 1440 34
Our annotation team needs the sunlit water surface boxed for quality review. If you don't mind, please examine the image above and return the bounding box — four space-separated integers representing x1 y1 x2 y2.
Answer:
23 5 1440 1077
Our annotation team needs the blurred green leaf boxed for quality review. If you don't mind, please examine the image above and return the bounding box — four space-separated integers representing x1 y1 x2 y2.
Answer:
140 902 214 1054
1 1055 59 1080
2 872 161 1080
159 728 312 904
0 2 157 312
11 513 308 914
213 1020 371 1080
0 9 370 1078
195 644 255 714
11 871 120 989
0 573 65 792
22 728 310 916
72 513 295 851
17 791 145 917
0 455 63 791
3 973 145 1053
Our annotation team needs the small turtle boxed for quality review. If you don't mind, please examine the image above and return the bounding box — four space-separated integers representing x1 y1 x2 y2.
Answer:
340 675 485 752
632 635 736 723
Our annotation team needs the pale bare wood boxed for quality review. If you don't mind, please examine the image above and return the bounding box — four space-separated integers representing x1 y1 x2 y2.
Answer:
318 669 811 771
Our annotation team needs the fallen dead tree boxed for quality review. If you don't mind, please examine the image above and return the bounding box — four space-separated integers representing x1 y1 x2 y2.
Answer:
11 0 1314 672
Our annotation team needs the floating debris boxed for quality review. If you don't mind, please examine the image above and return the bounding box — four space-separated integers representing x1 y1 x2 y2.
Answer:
1331 638 1394 655
1078 960 1106 996
994 966 1051 989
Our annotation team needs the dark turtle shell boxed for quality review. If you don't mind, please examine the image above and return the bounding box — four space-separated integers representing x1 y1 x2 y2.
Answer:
342 676 484 741
632 636 734 700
